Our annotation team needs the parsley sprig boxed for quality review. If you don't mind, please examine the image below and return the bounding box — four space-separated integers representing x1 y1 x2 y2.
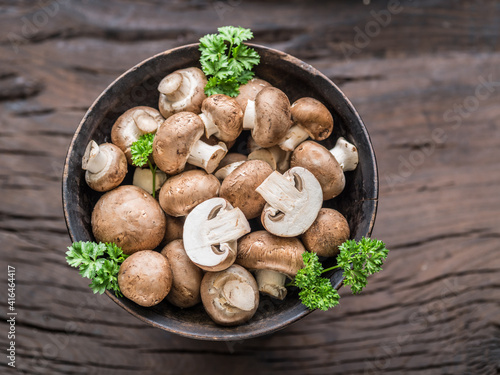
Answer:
130 133 157 198
199 26 260 97
291 237 389 311
66 241 128 297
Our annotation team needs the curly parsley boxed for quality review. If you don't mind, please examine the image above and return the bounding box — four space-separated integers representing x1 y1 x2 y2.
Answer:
130 133 158 198
199 26 260 97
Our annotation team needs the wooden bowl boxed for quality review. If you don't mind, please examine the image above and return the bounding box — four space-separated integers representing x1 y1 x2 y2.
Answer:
62 44 378 341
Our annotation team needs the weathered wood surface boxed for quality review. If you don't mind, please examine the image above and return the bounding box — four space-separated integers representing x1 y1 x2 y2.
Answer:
1 0 499 374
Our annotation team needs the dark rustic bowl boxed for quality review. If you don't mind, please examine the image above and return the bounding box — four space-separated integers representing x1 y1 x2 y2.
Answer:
62 43 378 341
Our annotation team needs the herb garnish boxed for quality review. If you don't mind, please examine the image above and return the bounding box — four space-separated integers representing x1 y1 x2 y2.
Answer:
199 26 260 97
130 133 157 198
66 241 128 297
291 237 389 311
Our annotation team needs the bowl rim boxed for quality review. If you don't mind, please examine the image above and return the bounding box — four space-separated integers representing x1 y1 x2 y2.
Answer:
62 43 378 341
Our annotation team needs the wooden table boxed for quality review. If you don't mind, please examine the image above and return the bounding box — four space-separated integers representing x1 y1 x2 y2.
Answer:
1 1 499 374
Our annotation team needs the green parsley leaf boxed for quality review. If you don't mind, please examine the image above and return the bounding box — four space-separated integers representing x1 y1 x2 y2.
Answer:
66 241 129 297
130 133 154 168
199 26 260 97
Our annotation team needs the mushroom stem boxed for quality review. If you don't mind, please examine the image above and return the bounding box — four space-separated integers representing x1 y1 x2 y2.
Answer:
132 110 161 133
214 161 246 180
82 140 108 174
254 269 287 300
199 112 219 139
329 137 359 171
158 72 191 102
279 125 310 151
256 171 303 215
205 207 251 244
248 146 290 173
242 99 256 130
222 279 256 311
133 167 168 195
187 140 228 174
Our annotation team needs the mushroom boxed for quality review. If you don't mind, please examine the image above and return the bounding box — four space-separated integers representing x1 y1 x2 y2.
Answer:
279 97 334 151
248 146 291 173
162 215 185 246
256 166 323 237
235 77 272 111
158 170 220 217
219 160 274 219
301 208 350 257
214 153 247 180
242 87 293 148
82 141 127 192
330 137 359 172
236 231 305 300
91 185 166 255
290 141 345 200
158 67 207 119
199 94 243 142
201 264 259 326
132 167 167 196
161 239 203 308
183 197 250 272
118 250 172 307
153 112 227 175
111 106 164 164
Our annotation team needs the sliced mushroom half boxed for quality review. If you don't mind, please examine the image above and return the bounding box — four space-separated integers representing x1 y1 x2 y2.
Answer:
183 197 251 272
256 167 323 237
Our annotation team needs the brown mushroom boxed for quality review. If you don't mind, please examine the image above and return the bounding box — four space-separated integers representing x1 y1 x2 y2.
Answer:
118 250 172 307
301 208 350 257
153 112 227 175
161 215 185 246
201 264 259 326
248 146 291 173
158 169 220 217
279 97 334 151
158 67 207 118
214 153 248 180
91 186 166 255
111 106 164 164
161 239 203 308
219 160 273 219
199 94 243 142
82 141 127 192
235 78 272 111
242 87 293 148
290 141 345 200
236 231 305 300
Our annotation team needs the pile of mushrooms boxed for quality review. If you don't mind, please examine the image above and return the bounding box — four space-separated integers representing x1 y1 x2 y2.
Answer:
82 68 358 326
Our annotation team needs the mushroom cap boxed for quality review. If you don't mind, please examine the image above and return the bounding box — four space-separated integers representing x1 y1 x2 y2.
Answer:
158 169 220 217
290 141 345 200
161 239 203 308
253 87 293 148
153 112 204 175
220 160 273 219
132 167 168 196
118 250 172 307
85 143 128 192
301 208 350 257
161 215 185 246
216 153 247 169
158 67 207 118
111 106 164 164
201 94 243 142
235 78 272 111
291 97 334 140
201 264 259 326
91 185 166 255
236 231 305 278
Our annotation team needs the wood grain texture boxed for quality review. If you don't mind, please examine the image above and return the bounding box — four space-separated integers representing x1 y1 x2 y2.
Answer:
1 0 499 374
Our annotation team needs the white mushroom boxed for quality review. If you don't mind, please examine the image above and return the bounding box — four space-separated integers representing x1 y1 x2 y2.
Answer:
330 137 359 171
132 167 167 195
256 167 323 237
183 197 251 272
